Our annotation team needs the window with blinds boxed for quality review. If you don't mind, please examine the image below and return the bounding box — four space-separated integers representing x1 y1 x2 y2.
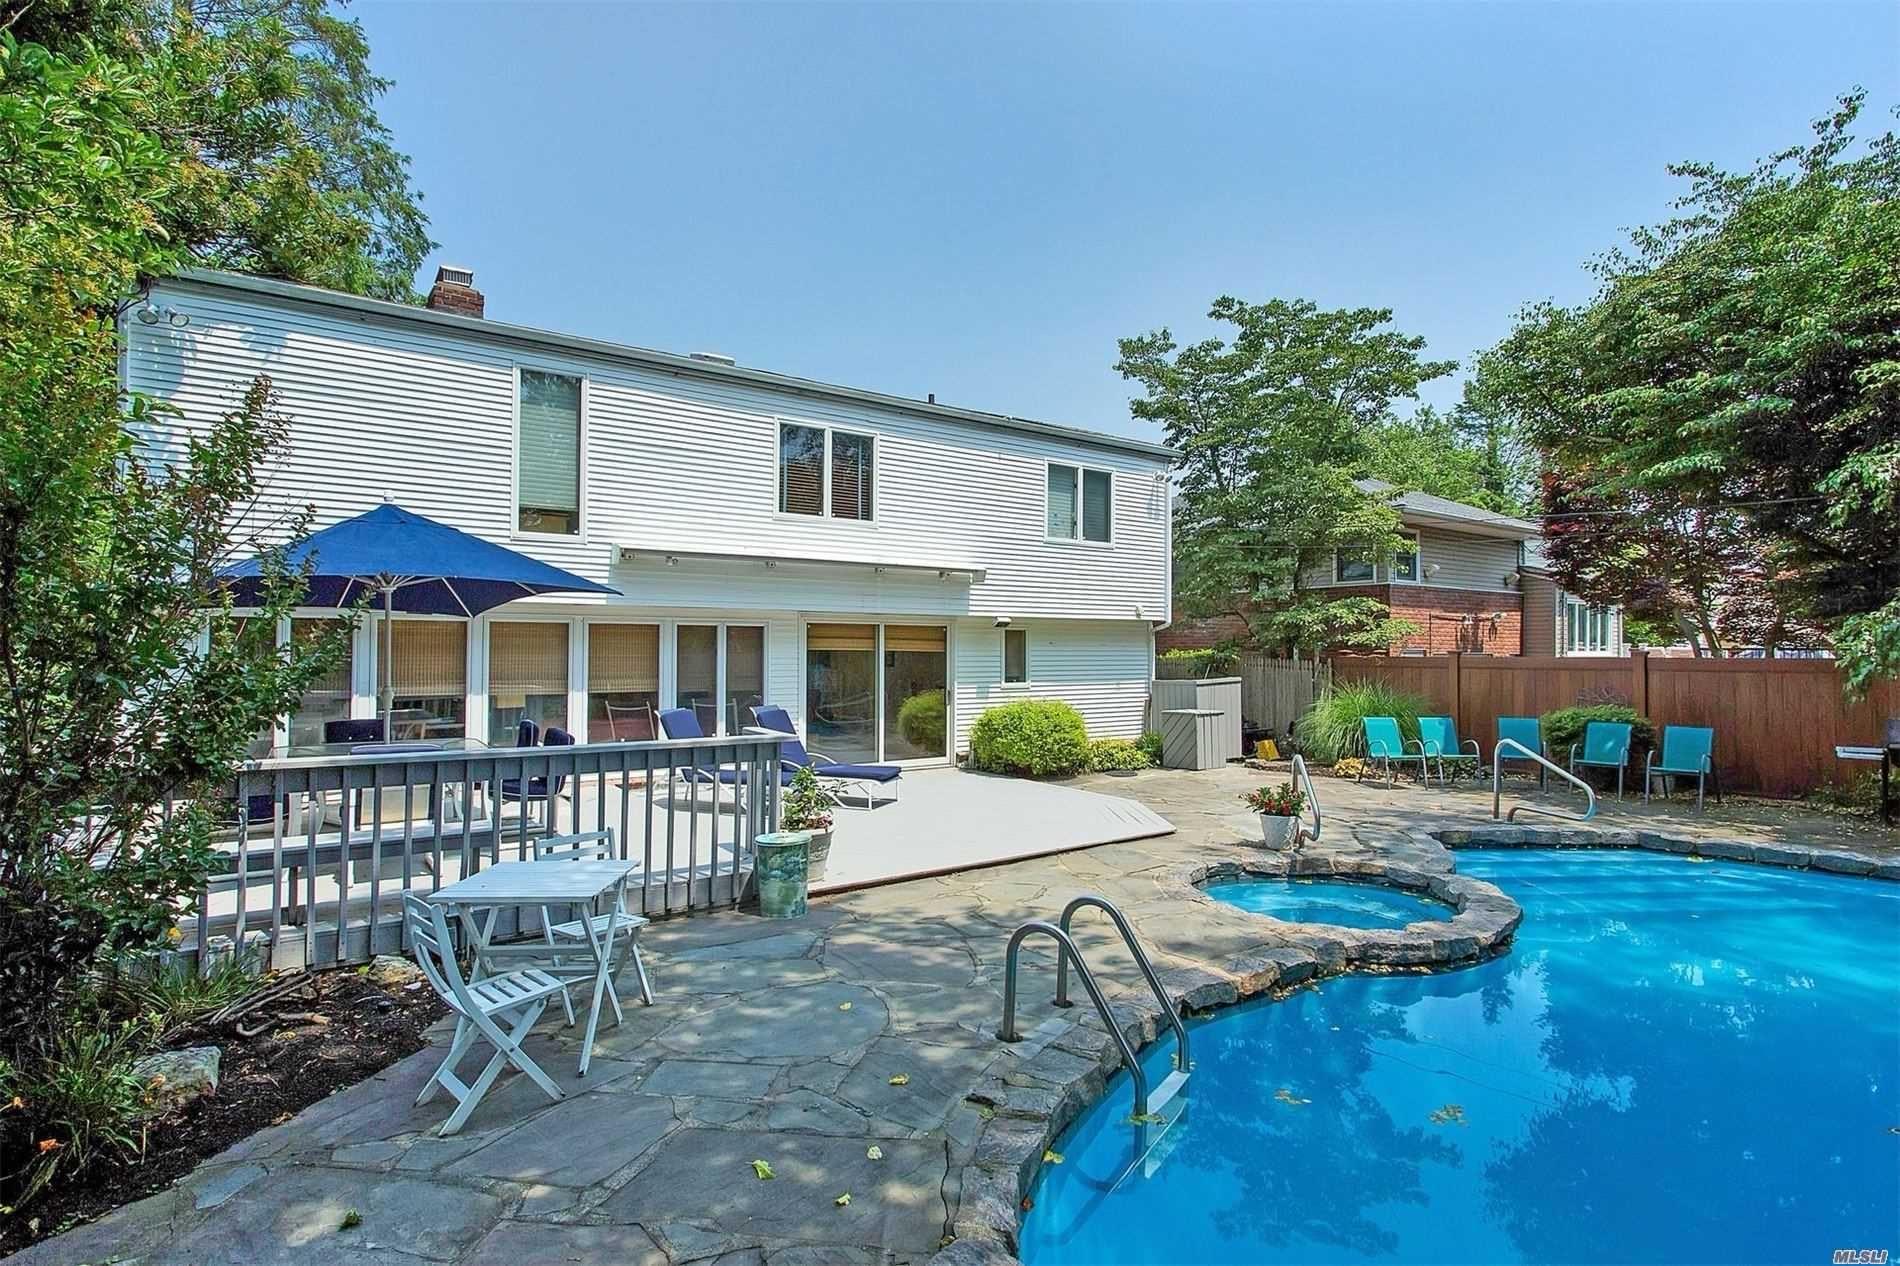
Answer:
780 423 824 516
489 621 568 738
390 619 467 738
780 424 873 521
830 431 873 520
588 623 659 741
1048 464 1111 542
518 370 581 535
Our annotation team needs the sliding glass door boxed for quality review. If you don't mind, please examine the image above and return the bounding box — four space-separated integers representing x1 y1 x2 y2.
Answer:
806 623 948 764
806 623 879 763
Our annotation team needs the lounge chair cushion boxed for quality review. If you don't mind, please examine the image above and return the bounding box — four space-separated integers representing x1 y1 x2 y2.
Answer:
815 762 903 783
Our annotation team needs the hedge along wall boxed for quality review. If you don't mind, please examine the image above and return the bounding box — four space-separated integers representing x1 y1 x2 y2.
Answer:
1331 652 1900 797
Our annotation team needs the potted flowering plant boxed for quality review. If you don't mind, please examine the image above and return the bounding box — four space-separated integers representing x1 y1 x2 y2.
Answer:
1241 782 1307 849
780 765 836 881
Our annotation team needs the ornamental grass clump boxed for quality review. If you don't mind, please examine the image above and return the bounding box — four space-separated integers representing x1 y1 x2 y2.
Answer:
1293 681 1431 764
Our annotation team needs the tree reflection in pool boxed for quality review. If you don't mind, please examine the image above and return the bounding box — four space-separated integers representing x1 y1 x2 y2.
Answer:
1018 850 1900 1265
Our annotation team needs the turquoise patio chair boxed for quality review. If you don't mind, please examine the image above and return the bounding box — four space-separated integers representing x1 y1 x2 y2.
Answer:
1417 716 1481 786
1568 721 1633 800
1494 716 1546 790
1645 725 1719 810
1360 716 1430 789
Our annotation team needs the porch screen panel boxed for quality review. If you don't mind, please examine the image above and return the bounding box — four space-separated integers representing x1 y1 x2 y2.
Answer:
1081 469 1111 542
588 623 659 741
676 624 719 733
780 424 824 516
489 621 568 739
391 619 467 739
518 370 581 535
724 626 765 733
830 432 873 520
1046 465 1077 538
288 617 353 747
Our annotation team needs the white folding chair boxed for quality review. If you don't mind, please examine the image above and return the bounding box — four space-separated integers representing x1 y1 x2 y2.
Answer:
405 894 568 1135
533 831 654 1024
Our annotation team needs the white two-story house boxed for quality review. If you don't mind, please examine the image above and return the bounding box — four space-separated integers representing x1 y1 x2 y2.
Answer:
127 267 1176 765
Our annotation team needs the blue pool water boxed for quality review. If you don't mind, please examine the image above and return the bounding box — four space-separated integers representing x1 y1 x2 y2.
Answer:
1204 877 1451 928
1020 851 1900 1265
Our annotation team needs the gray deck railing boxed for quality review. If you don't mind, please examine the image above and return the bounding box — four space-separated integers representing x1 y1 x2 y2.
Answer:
190 735 783 972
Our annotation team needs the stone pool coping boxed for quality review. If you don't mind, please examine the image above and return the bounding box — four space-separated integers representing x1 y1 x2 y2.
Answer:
931 821 1898 1266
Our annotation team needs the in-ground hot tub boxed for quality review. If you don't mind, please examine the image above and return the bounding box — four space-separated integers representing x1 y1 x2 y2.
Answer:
1203 875 1457 928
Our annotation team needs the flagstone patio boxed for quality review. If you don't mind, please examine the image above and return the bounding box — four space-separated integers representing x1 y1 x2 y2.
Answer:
12 766 1892 1266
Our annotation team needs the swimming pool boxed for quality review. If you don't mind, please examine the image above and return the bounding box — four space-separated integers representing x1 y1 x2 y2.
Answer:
1019 850 1900 1265
1202 876 1452 928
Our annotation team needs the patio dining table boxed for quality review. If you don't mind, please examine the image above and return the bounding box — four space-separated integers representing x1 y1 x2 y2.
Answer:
426 857 638 1076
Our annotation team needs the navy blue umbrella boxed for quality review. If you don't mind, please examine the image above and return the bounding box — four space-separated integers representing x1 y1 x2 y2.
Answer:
221 503 619 740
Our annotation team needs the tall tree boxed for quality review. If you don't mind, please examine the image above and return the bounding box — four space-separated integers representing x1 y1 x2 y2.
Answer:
5 0 431 299
1471 94 1899 683
1118 297 1456 653
0 0 418 1207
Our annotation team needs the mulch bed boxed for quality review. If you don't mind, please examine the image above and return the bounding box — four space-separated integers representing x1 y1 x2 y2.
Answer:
0 968 446 1256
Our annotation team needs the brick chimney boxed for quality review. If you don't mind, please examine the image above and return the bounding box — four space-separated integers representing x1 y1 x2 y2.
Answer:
425 264 484 317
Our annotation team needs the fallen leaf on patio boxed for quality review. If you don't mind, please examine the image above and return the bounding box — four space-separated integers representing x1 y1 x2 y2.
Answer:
838 1001 852 1011
974 1104 995 1120
866 1145 884 1160
1043 1149 1064 1164
835 1192 852 1207
888 1073 909 1086
751 1159 776 1180
339 1209 363 1231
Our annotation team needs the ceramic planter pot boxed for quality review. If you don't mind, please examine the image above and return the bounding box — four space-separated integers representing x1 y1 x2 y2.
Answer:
754 830 812 919
1257 814 1299 850
803 829 833 882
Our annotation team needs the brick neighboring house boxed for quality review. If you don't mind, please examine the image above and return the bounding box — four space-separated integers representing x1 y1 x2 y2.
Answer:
1158 480 1624 657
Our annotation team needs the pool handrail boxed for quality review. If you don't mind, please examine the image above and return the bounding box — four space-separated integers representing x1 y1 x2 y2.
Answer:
1052 896 1189 1081
1493 737 1597 823
1291 753 1322 844
996 919 1155 1116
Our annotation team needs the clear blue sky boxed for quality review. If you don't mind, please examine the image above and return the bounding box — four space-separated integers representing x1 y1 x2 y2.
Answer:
356 1 1895 442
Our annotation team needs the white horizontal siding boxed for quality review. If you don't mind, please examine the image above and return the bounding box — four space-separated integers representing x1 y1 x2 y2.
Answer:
128 283 1171 624
951 618 1154 752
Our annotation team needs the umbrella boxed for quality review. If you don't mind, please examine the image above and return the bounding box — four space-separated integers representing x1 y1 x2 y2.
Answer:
220 503 619 741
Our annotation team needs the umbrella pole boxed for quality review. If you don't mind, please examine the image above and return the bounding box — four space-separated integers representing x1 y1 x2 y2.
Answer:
381 583 394 743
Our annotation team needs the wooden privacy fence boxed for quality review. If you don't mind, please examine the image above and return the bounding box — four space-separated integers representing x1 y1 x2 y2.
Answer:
1156 653 1333 739
1331 652 1900 797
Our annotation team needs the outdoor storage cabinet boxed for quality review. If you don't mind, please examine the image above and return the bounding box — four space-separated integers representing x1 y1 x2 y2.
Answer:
1150 677 1243 763
1159 708 1225 771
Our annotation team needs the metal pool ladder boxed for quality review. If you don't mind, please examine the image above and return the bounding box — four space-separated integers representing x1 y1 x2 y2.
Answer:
996 895 1190 1119
1493 738 1598 823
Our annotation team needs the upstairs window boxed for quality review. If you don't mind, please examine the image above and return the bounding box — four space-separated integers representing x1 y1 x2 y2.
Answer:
779 423 874 520
1334 547 1374 583
518 370 581 534
1047 464 1111 542
1393 533 1420 582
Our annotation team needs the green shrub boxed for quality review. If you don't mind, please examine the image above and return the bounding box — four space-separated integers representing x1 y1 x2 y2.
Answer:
968 700 1089 777
1157 645 1240 677
895 688 946 753
1294 680 1433 763
1539 705 1655 766
1136 731 1164 765
1085 737 1153 773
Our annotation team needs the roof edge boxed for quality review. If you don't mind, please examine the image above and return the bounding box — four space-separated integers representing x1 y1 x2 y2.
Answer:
163 269 1182 463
